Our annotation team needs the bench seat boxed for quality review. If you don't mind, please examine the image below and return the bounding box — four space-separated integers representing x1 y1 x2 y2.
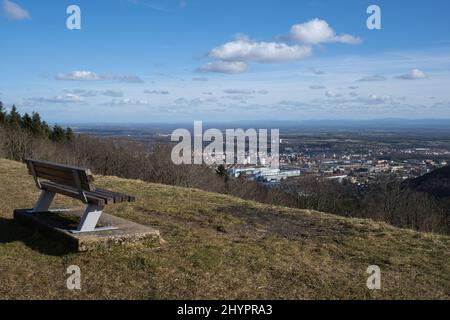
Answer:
24 158 137 233
41 181 136 206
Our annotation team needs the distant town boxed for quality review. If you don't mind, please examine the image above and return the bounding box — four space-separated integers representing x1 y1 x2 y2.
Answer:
72 122 450 188
229 142 449 186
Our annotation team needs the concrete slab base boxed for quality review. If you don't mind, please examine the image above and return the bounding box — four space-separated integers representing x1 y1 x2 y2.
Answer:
14 208 160 252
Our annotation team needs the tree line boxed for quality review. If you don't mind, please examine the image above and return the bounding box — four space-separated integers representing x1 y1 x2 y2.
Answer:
0 101 73 142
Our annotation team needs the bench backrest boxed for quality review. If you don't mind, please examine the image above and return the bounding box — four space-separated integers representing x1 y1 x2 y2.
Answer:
24 159 95 192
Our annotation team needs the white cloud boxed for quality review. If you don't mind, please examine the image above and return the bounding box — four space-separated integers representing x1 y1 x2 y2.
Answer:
223 89 269 96
310 85 326 90
278 100 312 108
55 71 102 81
192 77 209 81
325 91 341 98
357 75 387 82
102 90 124 97
31 94 84 104
107 98 152 106
310 67 325 75
397 69 428 80
223 89 253 94
109 74 144 83
223 89 268 95
209 36 312 63
317 92 398 106
62 89 124 97
126 0 168 12
366 94 393 105
144 90 170 95
225 95 253 102
174 97 218 106
2 0 30 20
197 61 248 74
199 18 359 74
55 71 143 83
64 89 98 97
327 91 340 98
289 19 361 45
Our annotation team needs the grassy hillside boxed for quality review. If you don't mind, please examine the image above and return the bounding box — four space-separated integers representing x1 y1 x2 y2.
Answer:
0 158 448 299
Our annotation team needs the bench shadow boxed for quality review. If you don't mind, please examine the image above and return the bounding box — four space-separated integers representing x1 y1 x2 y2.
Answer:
0 217 74 256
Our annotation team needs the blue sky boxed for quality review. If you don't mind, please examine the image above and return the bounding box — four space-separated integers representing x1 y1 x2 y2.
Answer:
1 0 450 123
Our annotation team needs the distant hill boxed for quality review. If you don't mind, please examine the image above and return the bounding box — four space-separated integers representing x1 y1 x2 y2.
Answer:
405 166 450 199
0 158 449 299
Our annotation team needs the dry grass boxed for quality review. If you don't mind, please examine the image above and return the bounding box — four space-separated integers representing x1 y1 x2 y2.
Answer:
0 158 448 299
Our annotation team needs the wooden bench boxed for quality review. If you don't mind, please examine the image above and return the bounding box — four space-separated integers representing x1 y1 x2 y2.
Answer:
24 159 136 233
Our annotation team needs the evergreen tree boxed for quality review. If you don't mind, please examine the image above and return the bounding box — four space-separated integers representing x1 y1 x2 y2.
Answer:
7 105 22 128
21 112 33 131
0 101 6 123
51 124 66 142
1 104 74 143
65 127 75 141
41 121 51 138
216 164 229 181
31 112 43 136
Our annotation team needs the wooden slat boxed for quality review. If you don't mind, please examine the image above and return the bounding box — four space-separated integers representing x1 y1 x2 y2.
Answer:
43 181 112 204
27 169 78 188
27 161 42 189
42 183 131 205
34 165 93 191
97 188 135 203
93 189 124 203
90 189 119 203
94 188 135 203
111 189 135 202
41 181 121 205
24 158 92 172
28 164 94 183
24 159 95 191
41 182 105 206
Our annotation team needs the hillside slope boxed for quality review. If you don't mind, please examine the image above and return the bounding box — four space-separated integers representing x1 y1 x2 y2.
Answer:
405 165 450 199
0 158 448 299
